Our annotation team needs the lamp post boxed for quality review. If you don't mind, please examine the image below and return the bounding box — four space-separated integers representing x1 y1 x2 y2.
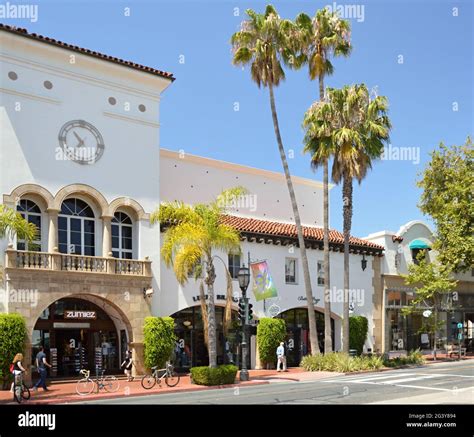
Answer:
237 264 250 381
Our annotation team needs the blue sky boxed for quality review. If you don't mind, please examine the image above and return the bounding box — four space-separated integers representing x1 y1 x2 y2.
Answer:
2 0 473 237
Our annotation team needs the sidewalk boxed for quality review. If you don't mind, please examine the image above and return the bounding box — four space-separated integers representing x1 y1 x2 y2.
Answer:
0 368 336 405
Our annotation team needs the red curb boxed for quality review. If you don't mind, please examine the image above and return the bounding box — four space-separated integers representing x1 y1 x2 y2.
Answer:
1 380 271 405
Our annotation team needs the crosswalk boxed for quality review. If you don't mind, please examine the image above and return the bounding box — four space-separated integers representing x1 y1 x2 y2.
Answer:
321 372 474 392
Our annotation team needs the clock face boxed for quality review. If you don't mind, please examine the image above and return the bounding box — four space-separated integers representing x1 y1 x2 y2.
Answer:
58 120 105 165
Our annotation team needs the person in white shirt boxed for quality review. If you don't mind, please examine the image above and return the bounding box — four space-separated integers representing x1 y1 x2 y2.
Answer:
276 342 287 372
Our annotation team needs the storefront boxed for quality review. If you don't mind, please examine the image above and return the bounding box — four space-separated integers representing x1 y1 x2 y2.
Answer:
32 298 125 377
171 306 241 371
277 308 335 367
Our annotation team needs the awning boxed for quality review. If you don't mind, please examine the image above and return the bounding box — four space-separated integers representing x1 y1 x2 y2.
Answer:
408 239 431 250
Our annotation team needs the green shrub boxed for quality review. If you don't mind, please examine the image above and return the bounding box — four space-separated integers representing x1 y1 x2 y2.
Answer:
143 317 176 370
349 316 368 355
0 314 27 389
190 365 238 386
301 352 384 372
257 318 286 366
383 349 425 367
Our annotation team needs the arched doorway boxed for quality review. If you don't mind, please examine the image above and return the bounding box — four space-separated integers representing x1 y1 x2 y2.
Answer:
32 297 129 377
276 308 335 367
171 306 239 370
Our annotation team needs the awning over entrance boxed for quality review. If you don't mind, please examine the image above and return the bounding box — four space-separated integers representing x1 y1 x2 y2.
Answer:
408 239 431 250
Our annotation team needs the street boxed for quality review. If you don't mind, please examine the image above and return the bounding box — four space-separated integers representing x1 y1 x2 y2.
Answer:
82 360 473 405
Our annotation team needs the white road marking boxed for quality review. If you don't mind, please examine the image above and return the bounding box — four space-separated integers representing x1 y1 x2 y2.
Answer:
378 375 438 384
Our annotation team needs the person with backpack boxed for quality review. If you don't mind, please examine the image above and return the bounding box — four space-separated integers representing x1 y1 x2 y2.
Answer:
10 353 27 393
32 346 52 391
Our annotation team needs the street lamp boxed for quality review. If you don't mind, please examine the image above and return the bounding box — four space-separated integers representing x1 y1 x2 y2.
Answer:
237 265 250 381
361 254 367 271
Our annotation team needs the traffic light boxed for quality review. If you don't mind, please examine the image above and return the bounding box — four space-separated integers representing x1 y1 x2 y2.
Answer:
247 303 253 322
238 298 246 325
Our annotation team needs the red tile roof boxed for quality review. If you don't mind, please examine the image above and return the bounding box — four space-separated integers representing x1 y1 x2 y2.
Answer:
0 23 175 81
221 215 384 251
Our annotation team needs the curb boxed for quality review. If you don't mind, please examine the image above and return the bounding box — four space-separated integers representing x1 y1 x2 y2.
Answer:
2 379 271 405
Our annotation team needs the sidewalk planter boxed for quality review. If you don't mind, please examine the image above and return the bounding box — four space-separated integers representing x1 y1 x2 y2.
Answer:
383 349 424 367
301 352 384 372
190 365 238 386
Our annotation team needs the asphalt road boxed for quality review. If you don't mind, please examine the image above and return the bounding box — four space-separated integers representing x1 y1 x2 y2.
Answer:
82 360 473 405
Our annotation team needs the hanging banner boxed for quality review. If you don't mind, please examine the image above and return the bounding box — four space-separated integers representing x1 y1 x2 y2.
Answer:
251 261 278 301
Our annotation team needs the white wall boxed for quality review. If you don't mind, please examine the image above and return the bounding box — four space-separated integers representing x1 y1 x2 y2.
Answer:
160 150 328 227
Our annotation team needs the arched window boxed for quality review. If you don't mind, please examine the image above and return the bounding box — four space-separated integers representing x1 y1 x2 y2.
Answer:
17 199 42 251
112 212 133 259
58 198 95 256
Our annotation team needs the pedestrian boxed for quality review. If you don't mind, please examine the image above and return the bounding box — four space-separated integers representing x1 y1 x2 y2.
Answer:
33 346 52 391
276 341 287 372
121 349 133 381
10 353 27 393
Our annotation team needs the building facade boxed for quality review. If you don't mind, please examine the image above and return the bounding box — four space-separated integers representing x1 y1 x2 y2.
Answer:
365 221 474 354
1 24 387 378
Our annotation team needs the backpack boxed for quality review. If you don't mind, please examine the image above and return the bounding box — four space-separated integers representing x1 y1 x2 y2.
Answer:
9 363 14 373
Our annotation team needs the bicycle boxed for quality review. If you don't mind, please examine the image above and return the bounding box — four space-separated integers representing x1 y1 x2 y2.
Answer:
76 369 120 396
141 361 180 389
13 372 31 404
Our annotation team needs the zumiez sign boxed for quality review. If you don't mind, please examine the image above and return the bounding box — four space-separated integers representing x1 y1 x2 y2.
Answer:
65 310 96 319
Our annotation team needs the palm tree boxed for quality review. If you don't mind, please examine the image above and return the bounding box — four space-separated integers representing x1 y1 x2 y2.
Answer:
0 204 38 242
231 5 320 355
303 84 391 352
294 9 351 353
151 188 245 368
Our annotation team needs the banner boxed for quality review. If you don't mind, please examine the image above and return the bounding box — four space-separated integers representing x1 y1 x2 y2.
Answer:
250 261 278 301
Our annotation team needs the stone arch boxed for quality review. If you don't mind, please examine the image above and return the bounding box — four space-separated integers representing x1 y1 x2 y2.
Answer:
3 183 55 211
109 197 149 221
53 184 111 217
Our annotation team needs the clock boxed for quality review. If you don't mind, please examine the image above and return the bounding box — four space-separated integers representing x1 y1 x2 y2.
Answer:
58 120 105 165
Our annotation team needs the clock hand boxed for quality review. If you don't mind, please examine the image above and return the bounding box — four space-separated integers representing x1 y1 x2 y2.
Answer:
73 131 85 147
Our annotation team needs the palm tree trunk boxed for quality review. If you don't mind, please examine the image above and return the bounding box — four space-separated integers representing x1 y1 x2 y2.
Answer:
319 76 332 354
342 173 353 353
268 83 320 355
205 257 218 367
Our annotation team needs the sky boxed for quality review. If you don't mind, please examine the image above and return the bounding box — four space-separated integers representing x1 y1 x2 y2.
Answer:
2 0 473 237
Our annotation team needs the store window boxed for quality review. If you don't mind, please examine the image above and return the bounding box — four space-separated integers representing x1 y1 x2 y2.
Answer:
17 199 42 251
228 253 241 279
112 212 133 259
58 198 95 256
285 258 297 284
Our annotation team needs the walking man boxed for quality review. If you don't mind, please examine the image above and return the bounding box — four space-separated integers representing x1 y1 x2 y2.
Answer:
33 346 52 391
276 341 287 372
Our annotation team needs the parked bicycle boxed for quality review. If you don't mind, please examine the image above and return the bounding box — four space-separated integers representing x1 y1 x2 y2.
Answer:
141 361 180 389
76 369 120 396
13 372 31 404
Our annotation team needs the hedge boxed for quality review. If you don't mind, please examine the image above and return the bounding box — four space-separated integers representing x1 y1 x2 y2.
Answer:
190 365 238 386
349 316 368 355
257 318 286 366
0 313 27 389
143 317 176 370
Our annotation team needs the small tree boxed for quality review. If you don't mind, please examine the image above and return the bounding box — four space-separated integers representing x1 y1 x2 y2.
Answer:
349 316 368 355
403 253 457 359
0 314 27 389
143 317 176 370
417 138 474 273
257 318 286 368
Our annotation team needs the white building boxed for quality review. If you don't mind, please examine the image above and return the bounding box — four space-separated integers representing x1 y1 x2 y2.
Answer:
365 221 474 354
1 24 384 376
